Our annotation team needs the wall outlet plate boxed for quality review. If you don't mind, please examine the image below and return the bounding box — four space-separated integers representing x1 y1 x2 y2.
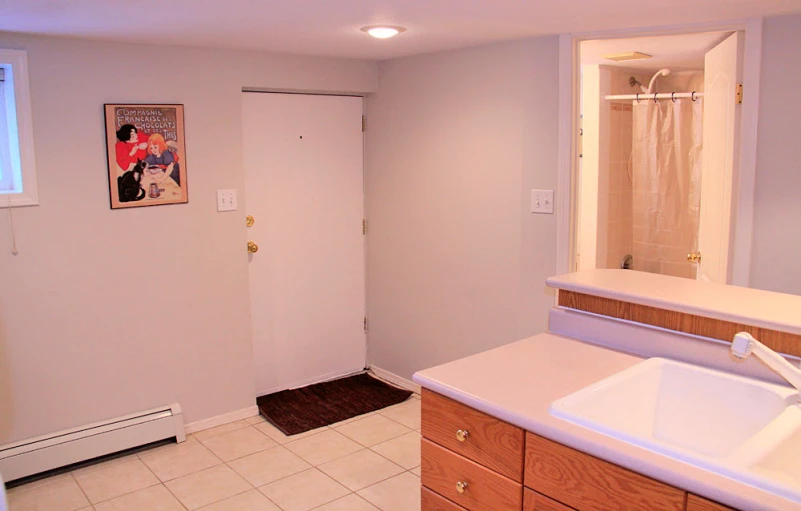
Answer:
217 189 238 212
531 189 554 214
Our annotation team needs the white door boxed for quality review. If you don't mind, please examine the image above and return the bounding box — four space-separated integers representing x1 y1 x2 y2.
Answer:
697 32 743 283
242 92 365 396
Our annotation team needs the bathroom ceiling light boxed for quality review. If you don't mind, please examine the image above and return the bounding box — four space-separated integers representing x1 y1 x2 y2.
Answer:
361 25 406 39
603 51 652 62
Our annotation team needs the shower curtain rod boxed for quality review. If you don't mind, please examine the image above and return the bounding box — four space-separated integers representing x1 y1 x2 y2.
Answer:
605 92 704 101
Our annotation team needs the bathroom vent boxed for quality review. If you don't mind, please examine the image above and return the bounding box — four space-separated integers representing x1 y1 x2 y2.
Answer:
0 403 184 482
603 52 652 62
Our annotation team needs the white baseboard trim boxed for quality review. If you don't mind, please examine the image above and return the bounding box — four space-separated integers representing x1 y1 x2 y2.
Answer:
368 366 421 394
184 406 260 434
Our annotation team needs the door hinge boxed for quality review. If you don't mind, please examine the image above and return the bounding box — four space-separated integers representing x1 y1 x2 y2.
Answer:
364 317 368 333
362 219 367 235
736 84 743 104
362 116 366 132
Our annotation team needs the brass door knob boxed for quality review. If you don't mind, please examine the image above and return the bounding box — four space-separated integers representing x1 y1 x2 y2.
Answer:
247 241 259 253
456 481 468 494
456 429 469 442
246 215 255 227
687 252 702 263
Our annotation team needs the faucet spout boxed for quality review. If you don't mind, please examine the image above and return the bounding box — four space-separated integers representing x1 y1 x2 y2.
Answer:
732 332 801 396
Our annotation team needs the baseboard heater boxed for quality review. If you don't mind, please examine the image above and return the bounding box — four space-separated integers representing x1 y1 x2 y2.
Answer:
0 403 185 482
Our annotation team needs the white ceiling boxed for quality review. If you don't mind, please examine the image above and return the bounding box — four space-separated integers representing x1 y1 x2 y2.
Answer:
581 32 732 71
0 0 799 60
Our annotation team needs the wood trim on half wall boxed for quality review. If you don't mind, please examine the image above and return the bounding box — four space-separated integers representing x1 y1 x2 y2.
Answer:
558 290 801 358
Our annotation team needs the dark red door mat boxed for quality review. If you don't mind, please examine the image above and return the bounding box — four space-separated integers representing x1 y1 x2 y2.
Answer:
256 373 413 436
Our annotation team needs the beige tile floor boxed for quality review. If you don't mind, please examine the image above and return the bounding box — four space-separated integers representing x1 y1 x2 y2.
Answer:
7 395 422 511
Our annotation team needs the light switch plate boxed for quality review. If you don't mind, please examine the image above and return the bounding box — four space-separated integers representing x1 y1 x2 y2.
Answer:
217 189 238 212
531 189 554 214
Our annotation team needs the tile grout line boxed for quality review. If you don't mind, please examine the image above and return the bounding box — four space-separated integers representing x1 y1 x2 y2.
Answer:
308 445 418 505
253 465 329 491
365 441 420 473
69 472 93 510
270 414 420 471
254 466 348 511
159 449 258 511
135 451 190 511
163 455 257 510
135 433 251 511
281 427 336 448
375 402 421 431
316 446 406 480
253 486 285 511
355 470 421 511
196 424 278 464
190 419 252 442
349 466 409 494
193 486 255 511
334 412 418 448
71 459 164 509
326 401 411 432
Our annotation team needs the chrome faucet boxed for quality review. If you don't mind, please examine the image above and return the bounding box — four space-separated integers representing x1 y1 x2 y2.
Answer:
731 332 801 397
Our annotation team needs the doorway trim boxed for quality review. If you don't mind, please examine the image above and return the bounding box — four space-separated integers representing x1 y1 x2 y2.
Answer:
556 18 763 287
241 91 369 396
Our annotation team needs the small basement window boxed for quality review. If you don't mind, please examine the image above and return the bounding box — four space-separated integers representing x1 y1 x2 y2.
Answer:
0 49 38 207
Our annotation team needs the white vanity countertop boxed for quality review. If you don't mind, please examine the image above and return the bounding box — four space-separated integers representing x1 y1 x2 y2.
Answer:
413 333 796 511
547 269 801 336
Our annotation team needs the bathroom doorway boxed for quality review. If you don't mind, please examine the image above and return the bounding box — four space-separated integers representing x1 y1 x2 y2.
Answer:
573 30 745 284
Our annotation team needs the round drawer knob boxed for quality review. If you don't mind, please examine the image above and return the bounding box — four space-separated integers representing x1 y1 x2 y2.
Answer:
456 429 469 442
456 481 468 494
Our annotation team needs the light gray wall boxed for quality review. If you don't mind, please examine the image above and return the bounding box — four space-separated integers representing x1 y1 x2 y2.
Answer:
750 14 801 295
0 32 376 443
3 11 797 444
364 37 560 380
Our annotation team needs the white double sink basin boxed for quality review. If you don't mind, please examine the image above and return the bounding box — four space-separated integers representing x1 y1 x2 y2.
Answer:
550 358 801 501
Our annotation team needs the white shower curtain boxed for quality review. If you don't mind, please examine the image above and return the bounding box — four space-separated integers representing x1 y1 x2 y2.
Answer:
630 74 703 279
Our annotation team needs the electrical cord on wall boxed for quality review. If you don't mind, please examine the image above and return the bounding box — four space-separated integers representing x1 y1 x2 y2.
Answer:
4 187 17 255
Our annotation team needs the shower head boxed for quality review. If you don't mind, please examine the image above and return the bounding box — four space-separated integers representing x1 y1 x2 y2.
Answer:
645 68 671 93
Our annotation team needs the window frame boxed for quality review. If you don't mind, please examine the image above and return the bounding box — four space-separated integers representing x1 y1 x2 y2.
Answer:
0 49 38 207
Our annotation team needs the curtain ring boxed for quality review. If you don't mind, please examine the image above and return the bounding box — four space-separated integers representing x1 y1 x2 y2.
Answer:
654 93 659 103
671 92 676 102
636 93 640 103
692 91 697 102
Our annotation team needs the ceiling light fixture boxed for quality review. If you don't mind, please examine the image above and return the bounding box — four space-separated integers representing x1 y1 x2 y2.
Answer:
361 25 406 39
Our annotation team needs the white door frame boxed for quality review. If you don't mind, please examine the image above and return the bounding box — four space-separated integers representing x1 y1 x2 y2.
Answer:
242 90 369 395
556 18 763 287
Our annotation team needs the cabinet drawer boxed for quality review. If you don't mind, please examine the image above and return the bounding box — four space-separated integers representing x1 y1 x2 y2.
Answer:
422 487 469 511
422 438 522 511
687 494 736 511
422 389 524 482
523 488 575 511
524 433 684 511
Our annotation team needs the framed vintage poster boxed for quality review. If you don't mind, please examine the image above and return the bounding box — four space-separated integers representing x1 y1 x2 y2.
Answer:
104 104 188 209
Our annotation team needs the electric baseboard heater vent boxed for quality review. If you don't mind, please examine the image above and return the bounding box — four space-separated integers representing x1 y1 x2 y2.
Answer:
0 403 184 482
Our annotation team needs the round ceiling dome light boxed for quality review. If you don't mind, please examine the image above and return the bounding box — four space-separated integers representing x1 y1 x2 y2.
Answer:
361 25 406 39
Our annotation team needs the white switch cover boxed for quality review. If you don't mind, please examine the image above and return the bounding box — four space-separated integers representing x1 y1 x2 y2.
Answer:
217 189 238 212
531 189 554 214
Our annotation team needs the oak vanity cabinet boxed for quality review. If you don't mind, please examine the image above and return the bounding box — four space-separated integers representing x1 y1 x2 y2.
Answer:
686 495 736 511
420 389 737 511
421 389 524 511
